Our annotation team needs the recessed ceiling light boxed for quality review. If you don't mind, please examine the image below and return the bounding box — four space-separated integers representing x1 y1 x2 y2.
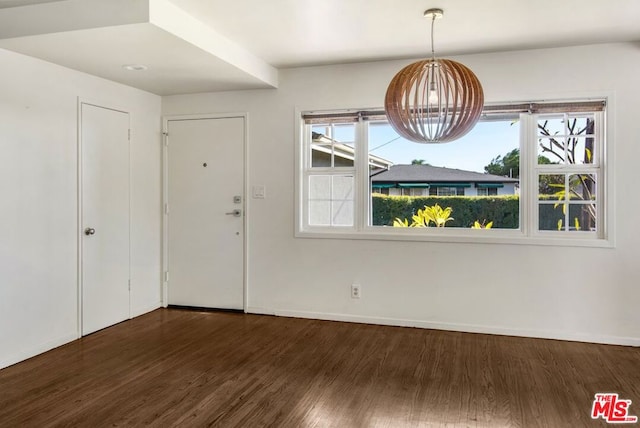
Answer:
122 64 148 71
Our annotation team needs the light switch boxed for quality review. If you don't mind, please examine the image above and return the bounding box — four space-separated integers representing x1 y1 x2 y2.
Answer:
252 185 266 199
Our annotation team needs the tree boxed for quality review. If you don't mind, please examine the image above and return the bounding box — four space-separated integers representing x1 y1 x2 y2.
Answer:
411 159 429 165
485 149 554 178
484 148 520 178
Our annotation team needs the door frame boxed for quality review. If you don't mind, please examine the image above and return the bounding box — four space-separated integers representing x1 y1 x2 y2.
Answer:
77 98 132 338
161 113 249 312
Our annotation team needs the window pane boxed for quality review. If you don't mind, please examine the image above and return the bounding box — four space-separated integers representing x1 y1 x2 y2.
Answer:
537 114 595 137
537 116 565 137
311 124 329 136
539 203 565 231
537 174 597 233
309 175 331 199
310 124 356 168
537 137 565 165
569 203 596 232
308 174 354 227
537 114 596 165
331 123 356 144
566 114 595 137
369 118 520 229
332 146 355 167
309 201 331 226
311 143 333 167
569 137 595 165
332 176 354 200
539 174 564 200
332 200 354 226
568 174 596 201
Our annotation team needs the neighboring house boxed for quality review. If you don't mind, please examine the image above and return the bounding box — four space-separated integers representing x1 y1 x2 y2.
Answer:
312 132 392 169
370 164 519 197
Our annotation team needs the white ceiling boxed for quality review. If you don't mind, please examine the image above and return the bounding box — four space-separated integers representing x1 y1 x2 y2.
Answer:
0 0 639 95
170 0 640 67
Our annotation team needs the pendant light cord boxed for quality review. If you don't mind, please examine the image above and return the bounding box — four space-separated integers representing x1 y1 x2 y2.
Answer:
430 14 436 61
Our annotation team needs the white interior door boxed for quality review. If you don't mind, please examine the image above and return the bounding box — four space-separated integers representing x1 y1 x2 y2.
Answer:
81 103 130 335
167 116 244 309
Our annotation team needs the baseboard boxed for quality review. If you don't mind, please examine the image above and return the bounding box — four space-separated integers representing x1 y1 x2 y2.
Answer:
263 309 640 347
246 306 276 316
130 302 162 319
168 305 243 313
0 332 78 370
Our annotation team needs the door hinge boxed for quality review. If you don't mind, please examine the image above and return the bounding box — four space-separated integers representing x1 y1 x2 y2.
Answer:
164 203 169 215
128 129 131 141
163 132 169 146
164 271 169 282
128 279 131 290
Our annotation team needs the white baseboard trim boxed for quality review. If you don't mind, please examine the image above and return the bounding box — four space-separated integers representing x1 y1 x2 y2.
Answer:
246 306 276 316
0 332 78 370
260 309 640 347
130 302 162 319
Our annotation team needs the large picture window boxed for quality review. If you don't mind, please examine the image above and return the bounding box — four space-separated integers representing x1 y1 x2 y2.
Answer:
298 100 609 245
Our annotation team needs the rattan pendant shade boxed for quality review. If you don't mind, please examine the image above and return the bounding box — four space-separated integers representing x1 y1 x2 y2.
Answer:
384 9 484 143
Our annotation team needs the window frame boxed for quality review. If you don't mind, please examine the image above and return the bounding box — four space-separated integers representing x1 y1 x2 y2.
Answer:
302 123 358 230
295 99 613 248
529 112 604 237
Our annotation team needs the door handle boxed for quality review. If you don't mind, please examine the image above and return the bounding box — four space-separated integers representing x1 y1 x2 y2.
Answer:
225 209 242 217
84 227 96 236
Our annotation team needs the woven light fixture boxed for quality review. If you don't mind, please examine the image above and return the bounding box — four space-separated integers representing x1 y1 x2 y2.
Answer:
385 8 484 143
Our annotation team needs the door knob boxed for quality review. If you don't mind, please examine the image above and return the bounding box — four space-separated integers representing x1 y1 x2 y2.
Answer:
84 227 96 236
225 209 242 217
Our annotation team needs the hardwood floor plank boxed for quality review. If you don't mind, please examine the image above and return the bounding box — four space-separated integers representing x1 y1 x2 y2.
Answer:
1 309 638 427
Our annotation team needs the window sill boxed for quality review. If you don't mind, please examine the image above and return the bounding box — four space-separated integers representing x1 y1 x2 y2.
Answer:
295 227 614 248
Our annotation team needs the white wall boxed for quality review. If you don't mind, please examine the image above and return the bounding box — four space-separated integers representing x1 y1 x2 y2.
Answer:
163 42 640 346
0 48 162 369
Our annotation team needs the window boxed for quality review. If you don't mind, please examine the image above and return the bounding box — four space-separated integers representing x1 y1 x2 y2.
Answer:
476 187 498 197
373 187 390 196
399 187 427 197
535 113 600 233
370 115 521 229
299 100 609 245
429 187 466 196
305 123 356 227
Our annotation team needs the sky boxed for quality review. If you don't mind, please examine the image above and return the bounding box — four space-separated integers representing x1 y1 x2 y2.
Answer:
328 120 520 173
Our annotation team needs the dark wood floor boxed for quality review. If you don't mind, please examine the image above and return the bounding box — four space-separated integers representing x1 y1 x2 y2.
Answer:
1 309 638 427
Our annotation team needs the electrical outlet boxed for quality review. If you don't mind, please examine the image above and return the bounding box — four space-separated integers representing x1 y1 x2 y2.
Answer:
351 284 361 299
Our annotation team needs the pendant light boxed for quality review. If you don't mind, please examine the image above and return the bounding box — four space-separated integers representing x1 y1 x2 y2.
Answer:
385 8 484 143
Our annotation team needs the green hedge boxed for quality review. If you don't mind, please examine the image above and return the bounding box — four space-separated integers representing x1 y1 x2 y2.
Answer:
372 195 520 228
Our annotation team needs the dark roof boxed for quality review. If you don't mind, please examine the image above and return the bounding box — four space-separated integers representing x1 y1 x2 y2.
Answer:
370 164 519 183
